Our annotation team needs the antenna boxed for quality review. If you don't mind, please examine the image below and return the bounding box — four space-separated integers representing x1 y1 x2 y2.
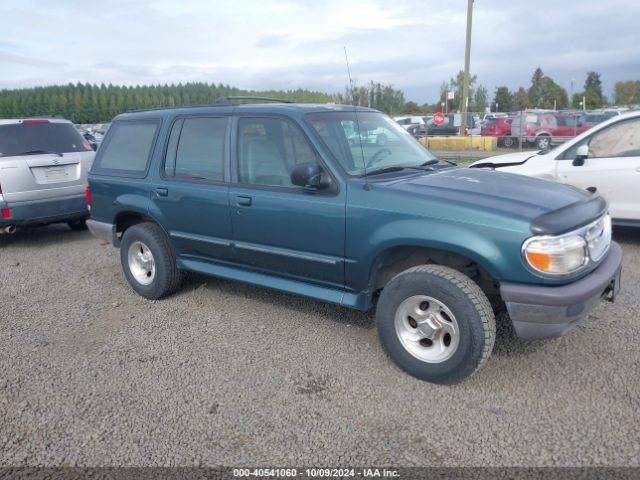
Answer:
343 46 370 188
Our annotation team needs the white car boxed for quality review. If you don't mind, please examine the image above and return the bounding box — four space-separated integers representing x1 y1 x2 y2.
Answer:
394 115 425 130
469 110 640 226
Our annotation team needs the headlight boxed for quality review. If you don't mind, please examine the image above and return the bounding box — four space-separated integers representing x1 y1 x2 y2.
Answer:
585 214 611 261
523 233 588 275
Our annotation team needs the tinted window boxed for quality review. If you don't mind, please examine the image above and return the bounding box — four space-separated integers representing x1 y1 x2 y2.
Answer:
164 117 226 181
238 117 317 187
96 121 158 173
0 121 91 158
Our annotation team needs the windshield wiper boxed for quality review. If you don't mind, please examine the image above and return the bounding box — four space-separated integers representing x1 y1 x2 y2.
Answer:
420 159 439 166
363 166 406 177
13 149 63 157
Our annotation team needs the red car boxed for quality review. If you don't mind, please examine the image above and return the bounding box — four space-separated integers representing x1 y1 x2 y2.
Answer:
552 114 592 139
510 112 594 150
480 116 514 146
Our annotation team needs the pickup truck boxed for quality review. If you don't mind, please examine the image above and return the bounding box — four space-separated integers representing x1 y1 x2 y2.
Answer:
86 98 622 383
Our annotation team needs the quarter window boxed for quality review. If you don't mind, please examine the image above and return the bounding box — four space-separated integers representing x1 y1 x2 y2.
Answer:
237 117 318 188
96 121 158 174
164 117 226 181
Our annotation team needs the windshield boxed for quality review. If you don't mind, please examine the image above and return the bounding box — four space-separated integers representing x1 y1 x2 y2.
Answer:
0 122 90 157
306 111 438 176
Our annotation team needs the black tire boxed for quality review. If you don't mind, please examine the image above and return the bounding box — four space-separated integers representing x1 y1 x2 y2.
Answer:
535 135 551 150
67 219 88 231
376 265 496 384
502 136 515 148
120 222 182 300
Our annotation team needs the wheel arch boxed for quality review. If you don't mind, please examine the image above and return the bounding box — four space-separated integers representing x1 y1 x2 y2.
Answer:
113 209 168 246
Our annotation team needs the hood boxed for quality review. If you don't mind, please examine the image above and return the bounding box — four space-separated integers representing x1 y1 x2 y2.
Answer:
384 167 591 228
468 150 540 168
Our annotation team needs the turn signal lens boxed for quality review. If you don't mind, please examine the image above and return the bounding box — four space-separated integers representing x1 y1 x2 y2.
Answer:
523 234 587 275
525 252 551 272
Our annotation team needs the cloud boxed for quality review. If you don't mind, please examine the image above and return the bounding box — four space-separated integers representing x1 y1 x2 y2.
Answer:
1 0 639 102
0 50 64 68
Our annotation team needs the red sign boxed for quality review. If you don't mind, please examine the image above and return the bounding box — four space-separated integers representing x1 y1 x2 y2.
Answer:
433 112 445 126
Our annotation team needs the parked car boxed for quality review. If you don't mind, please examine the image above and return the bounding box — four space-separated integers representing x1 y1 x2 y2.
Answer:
82 132 100 151
409 113 479 137
469 110 640 226
86 98 622 384
480 116 513 146
582 110 620 127
393 115 425 130
552 113 592 139
0 117 95 234
509 112 558 149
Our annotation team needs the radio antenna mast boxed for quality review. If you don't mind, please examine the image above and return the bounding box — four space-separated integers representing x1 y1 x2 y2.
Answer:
343 46 370 188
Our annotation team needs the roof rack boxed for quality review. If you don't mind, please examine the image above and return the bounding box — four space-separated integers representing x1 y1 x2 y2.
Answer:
213 96 293 106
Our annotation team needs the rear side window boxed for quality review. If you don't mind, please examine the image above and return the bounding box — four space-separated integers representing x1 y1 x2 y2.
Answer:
163 117 226 182
94 120 159 175
0 121 91 158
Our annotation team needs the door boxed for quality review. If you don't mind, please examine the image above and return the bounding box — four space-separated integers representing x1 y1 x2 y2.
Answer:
150 116 234 261
229 116 345 288
555 117 640 221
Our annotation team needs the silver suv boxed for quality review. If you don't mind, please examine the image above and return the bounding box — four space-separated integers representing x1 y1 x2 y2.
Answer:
0 117 95 234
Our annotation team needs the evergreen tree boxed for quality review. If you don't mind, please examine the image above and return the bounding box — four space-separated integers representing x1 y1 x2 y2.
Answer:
583 71 604 108
493 86 512 112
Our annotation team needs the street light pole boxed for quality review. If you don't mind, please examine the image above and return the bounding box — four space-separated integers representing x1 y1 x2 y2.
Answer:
460 0 474 135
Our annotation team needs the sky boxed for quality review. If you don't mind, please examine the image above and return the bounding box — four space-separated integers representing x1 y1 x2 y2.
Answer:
1 0 639 104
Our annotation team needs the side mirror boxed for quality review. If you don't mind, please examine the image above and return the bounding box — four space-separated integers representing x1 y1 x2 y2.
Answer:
572 144 589 166
290 163 331 190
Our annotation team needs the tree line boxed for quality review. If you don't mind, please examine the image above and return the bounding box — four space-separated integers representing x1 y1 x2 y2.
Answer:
0 82 339 123
428 68 613 114
0 71 638 123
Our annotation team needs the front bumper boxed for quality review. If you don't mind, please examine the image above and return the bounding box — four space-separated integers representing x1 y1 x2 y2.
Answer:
500 242 623 340
0 195 88 227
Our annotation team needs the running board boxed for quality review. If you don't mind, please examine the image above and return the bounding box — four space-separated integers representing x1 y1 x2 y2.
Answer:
178 258 368 310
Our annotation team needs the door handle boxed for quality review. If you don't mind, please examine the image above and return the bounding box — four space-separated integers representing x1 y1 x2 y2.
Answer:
155 187 168 197
236 195 252 206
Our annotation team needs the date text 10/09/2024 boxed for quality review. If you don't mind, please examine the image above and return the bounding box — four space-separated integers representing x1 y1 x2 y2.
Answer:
233 468 400 478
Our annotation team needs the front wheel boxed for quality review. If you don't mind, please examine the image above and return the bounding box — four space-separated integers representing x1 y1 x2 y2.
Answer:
502 136 515 148
376 265 495 384
120 222 183 300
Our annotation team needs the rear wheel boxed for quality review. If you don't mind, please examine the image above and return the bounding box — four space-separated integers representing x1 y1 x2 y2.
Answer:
120 222 182 299
376 265 495 384
67 219 88 231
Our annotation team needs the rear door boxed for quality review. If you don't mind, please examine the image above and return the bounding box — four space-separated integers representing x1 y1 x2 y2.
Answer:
555 116 640 221
149 115 234 262
228 115 345 288
0 120 94 202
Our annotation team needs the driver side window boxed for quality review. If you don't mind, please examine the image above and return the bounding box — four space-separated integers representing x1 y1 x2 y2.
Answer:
560 118 640 160
588 119 640 158
237 117 319 188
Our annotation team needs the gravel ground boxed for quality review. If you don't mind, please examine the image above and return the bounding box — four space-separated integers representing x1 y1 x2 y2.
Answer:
0 225 639 467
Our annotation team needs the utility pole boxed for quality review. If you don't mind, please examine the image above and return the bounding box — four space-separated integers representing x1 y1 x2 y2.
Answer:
460 0 474 135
